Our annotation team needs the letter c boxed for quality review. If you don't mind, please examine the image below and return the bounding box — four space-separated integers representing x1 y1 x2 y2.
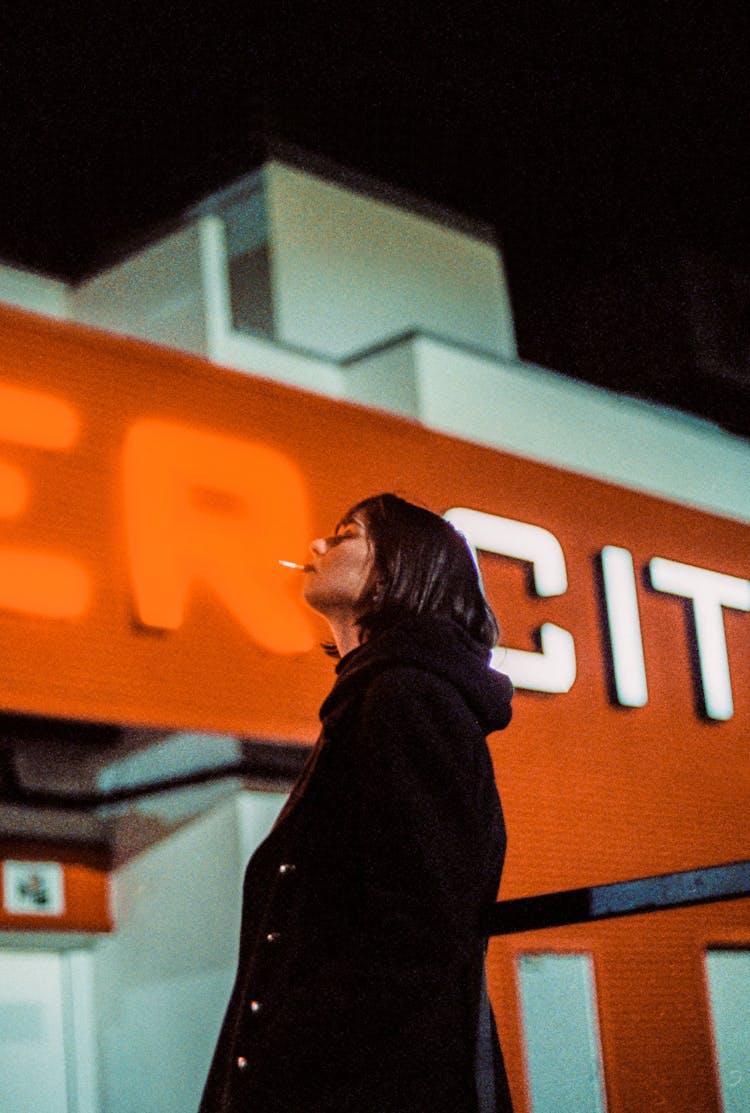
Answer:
444 507 576 693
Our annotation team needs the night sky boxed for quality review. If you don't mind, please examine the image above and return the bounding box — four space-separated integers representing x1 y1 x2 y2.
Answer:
1 3 747 435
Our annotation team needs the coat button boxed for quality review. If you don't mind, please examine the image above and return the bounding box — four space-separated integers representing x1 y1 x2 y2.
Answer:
279 862 296 874
236 1056 248 1071
266 931 281 943
250 1000 263 1013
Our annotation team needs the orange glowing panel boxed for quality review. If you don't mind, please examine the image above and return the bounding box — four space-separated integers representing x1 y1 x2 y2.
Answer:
0 382 79 448
0 303 748 888
0 459 28 516
0 551 90 618
0 380 89 619
123 418 316 654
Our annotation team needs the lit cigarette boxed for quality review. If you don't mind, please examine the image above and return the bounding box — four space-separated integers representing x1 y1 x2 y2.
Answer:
278 560 312 571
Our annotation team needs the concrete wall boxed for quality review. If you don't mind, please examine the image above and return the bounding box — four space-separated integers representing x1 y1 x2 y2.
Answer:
0 261 70 319
199 216 346 397
267 160 516 360
344 333 749 524
410 337 749 523
89 792 285 1113
72 224 207 355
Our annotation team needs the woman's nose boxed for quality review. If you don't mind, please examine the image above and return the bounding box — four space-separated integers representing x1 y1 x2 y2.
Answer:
310 537 327 556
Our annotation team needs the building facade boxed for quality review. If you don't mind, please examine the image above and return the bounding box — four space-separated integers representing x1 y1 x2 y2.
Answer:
0 157 748 1113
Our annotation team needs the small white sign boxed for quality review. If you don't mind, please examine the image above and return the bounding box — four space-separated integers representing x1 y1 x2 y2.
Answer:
2 861 65 916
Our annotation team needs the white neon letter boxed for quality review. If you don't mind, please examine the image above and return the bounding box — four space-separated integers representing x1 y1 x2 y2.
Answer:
649 557 750 720
601 546 648 707
445 507 576 693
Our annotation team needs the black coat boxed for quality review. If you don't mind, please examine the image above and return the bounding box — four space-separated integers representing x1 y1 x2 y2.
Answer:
199 616 514 1113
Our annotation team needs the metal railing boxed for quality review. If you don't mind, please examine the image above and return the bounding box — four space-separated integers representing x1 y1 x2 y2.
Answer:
487 859 750 935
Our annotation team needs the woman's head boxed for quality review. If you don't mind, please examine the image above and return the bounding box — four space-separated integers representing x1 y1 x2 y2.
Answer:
335 493 499 650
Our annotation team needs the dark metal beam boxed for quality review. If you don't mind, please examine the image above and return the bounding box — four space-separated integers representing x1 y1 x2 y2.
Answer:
487 860 750 935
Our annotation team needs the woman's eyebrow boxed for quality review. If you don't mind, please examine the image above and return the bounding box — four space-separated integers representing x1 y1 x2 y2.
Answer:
334 516 358 534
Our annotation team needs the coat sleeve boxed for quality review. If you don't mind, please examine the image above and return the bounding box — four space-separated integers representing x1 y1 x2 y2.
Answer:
347 665 503 960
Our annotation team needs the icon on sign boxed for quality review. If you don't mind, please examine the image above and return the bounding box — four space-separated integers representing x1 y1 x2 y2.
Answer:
2 861 65 916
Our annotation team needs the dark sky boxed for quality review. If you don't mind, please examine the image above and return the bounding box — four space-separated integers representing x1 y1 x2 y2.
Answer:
1 3 747 434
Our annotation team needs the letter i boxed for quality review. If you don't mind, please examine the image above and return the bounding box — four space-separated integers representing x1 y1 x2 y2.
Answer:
601 546 648 707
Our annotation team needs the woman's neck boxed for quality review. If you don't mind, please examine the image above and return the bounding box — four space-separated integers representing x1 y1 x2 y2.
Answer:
325 614 362 658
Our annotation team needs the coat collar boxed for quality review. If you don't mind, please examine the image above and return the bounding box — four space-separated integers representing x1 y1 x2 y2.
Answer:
319 615 513 739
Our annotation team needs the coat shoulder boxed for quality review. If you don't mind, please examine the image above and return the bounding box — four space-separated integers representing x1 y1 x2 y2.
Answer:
359 664 482 729
354 665 490 783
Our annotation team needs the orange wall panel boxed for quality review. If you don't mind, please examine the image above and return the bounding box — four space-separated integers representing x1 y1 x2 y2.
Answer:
0 303 748 903
1 305 748 1111
489 898 750 1113
0 845 111 933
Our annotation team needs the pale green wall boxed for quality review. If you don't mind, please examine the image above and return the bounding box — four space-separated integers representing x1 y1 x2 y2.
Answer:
267 161 516 360
0 261 69 318
344 333 749 524
72 225 208 355
412 337 750 523
90 792 285 1113
705 950 750 1113
517 953 607 1113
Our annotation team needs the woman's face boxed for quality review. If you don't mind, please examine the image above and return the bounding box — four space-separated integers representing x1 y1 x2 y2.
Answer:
303 514 375 622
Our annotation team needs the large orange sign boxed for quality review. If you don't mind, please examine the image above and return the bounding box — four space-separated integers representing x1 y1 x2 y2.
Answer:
0 305 748 900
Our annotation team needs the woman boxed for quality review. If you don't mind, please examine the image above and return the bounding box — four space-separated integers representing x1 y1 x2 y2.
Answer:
199 494 515 1113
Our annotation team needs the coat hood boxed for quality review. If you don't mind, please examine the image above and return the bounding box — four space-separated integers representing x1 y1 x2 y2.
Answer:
320 615 513 737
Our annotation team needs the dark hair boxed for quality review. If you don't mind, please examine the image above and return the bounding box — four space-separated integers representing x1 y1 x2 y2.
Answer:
343 493 499 650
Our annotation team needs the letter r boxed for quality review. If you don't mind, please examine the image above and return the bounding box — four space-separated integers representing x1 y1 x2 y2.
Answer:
0 382 89 619
124 419 315 654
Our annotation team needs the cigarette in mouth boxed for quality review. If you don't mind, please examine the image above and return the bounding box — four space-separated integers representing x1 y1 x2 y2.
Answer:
278 560 313 571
